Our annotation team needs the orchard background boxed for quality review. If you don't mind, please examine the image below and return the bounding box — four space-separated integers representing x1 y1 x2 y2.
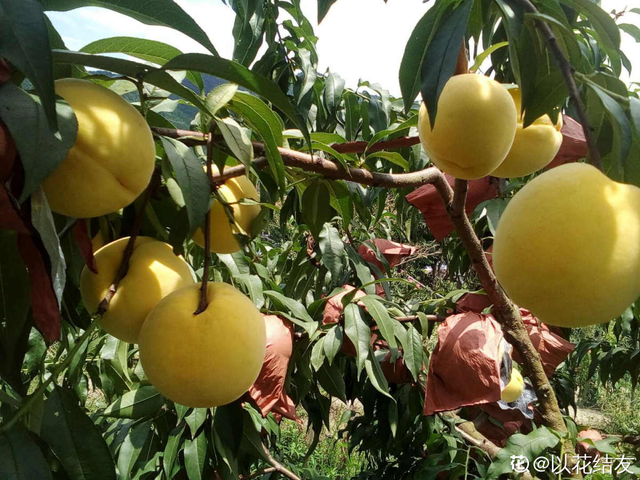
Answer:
1 0 640 479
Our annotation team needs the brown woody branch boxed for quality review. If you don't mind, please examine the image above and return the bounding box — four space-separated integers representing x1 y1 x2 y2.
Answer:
515 0 602 171
151 126 420 155
260 442 301 480
446 179 567 435
96 168 161 316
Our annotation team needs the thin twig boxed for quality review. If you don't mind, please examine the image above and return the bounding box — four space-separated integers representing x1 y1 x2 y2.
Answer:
242 467 278 479
516 0 602 171
194 124 215 315
96 168 161 316
151 126 420 154
261 442 301 480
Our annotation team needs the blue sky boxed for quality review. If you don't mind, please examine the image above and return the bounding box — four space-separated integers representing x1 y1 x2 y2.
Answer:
47 0 639 96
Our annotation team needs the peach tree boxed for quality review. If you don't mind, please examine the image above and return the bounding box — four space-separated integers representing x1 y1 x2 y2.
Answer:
0 0 639 479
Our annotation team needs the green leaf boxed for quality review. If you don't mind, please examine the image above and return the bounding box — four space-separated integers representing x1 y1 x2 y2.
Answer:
399 0 453 112
302 182 334 239
522 70 568 128
311 337 326 372
203 83 238 125
40 0 218 55
495 0 525 39
162 424 184 478
318 224 344 282
80 36 204 93
344 304 370 377
587 83 632 180
345 244 376 294
160 137 210 234
469 41 509 72
0 0 57 130
487 426 560 479
317 362 347 402
326 181 353 228
100 386 163 419
184 431 207 480
364 348 392 398
324 70 345 116
234 274 265 309
560 0 621 53
211 404 242 476
310 141 349 170
359 296 398 352
41 387 116 480
401 324 423 382
0 83 77 202
344 91 360 141
388 400 398 438
323 325 343 365
101 335 132 386
215 117 254 169
421 0 474 129
318 0 337 23
484 198 509 236
51 50 209 114
0 427 53 480
365 151 410 172
620 23 640 43
231 0 266 67
0 232 32 390
162 53 309 142
117 419 153 479
229 91 286 193
264 291 314 323
366 115 418 150
185 408 208 438
295 49 317 106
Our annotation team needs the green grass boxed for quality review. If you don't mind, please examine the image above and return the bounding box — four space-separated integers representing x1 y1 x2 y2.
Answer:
276 408 367 479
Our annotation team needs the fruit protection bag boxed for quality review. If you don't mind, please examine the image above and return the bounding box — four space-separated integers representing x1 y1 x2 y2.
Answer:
381 351 415 385
248 315 299 422
455 295 574 376
512 310 574 376
322 285 372 357
322 285 367 326
424 312 503 415
406 175 498 241
357 239 417 271
545 115 588 170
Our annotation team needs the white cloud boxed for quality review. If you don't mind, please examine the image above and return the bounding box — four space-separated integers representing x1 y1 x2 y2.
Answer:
47 0 639 95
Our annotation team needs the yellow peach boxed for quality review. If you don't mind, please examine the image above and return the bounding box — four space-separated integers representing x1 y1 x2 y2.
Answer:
43 79 155 218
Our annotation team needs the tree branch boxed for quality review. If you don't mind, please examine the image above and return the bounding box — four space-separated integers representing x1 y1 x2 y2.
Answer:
96 168 161 316
452 179 468 214
260 442 301 480
515 0 602 171
241 468 277 480
151 126 420 154
440 177 567 433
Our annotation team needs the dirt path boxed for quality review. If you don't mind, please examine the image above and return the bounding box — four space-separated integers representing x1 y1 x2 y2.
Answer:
574 407 609 430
